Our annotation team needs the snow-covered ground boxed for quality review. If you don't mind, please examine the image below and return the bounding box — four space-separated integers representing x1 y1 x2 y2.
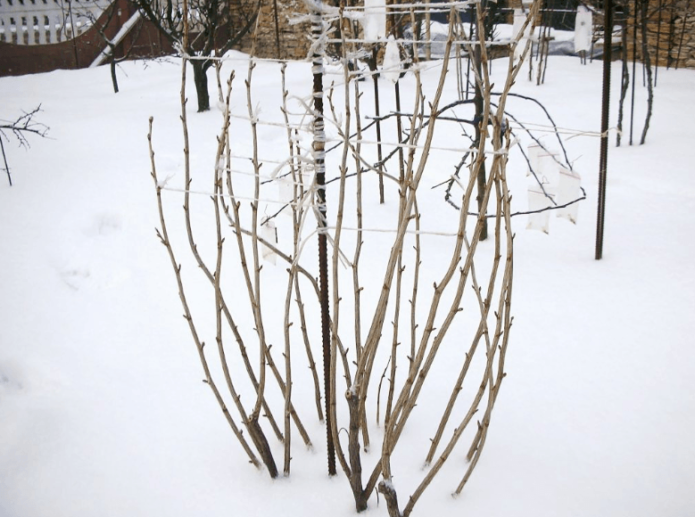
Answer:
1 51 694 517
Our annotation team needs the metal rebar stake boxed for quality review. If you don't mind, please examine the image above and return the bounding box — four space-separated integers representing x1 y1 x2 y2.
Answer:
311 3 336 476
596 0 613 260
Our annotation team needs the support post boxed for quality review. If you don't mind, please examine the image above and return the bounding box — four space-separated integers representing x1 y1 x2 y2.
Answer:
629 0 637 145
473 3 488 241
372 47 385 204
595 0 613 260
311 2 336 476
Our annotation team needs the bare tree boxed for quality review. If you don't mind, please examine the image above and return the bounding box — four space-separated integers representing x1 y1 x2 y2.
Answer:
638 0 654 144
133 0 261 111
0 106 49 186
616 5 629 147
614 0 656 146
75 2 146 93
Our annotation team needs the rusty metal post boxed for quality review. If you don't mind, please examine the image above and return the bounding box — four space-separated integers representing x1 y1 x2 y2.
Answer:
473 3 488 241
596 0 613 260
371 47 386 204
311 2 336 476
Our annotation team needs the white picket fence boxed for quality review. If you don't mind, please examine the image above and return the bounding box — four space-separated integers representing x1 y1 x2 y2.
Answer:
0 0 111 45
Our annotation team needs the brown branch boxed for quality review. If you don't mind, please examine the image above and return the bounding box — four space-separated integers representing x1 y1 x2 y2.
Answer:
148 116 259 469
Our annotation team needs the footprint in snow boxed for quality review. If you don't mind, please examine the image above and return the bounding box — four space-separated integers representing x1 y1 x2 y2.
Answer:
57 212 131 292
0 365 25 397
83 212 122 238
60 267 92 291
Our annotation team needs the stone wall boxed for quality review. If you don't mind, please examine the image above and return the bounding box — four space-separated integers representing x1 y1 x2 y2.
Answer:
625 0 695 69
233 0 312 60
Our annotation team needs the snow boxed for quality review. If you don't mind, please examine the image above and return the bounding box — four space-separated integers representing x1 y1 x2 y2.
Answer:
574 6 593 53
1 50 695 517
381 35 401 84
361 0 386 41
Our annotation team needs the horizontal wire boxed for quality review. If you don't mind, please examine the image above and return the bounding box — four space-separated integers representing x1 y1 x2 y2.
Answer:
326 225 462 237
340 1 474 11
324 37 519 47
222 167 313 184
160 185 314 207
221 93 607 143
353 138 509 156
228 112 311 130
161 183 581 222
181 53 299 64
508 125 603 138
224 167 315 188
227 154 291 166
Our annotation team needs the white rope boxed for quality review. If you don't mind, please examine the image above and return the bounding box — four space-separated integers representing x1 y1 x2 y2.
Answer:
325 225 463 237
222 167 314 187
324 37 522 48
225 108 608 143
339 1 474 11
228 112 311 131
181 53 299 64
353 138 510 156
160 185 314 208
507 121 615 138
226 154 291 166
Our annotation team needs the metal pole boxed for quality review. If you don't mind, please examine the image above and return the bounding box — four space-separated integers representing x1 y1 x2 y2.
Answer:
596 0 613 260
629 0 638 145
311 2 336 476
372 47 385 204
473 3 488 241
465 18 473 100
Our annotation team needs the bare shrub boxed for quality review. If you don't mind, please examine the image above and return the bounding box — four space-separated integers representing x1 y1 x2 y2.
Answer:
148 2 538 514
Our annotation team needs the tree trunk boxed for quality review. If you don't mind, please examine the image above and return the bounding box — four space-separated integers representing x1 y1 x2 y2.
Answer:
378 480 402 517
248 416 279 478
192 60 211 112
639 0 654 145
616 20 629 147
110 56 119 94
346 389 368 512
1 138 11 186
